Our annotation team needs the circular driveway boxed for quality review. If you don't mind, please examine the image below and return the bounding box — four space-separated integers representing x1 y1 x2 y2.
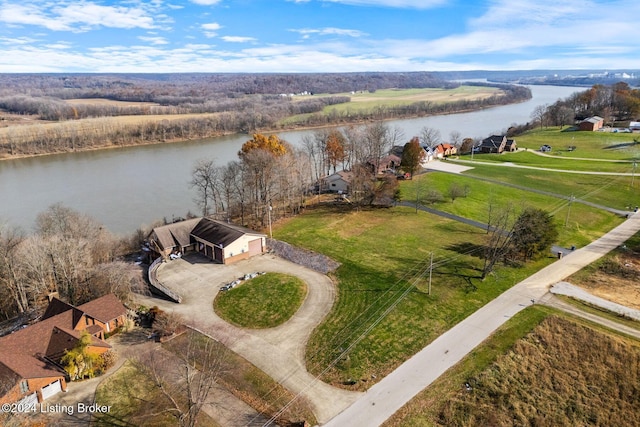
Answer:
135 253 361 424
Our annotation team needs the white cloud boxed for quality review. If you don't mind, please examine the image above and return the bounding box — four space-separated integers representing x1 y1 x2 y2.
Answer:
0 1 156 32
138 36 170 45
202 22 222 38
190 0 223 5
321 0 447 9
291 27 367 38
221 36 257 43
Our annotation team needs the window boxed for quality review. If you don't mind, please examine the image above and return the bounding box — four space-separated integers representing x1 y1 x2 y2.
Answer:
20 380 28 393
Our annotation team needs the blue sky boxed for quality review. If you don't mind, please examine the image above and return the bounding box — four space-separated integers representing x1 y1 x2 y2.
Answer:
0 0 638 73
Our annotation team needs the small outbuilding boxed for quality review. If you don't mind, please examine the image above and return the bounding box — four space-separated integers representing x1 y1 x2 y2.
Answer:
579 116 604 131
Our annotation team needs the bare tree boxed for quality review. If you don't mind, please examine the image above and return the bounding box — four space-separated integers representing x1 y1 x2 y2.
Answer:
0 225 29 314
531 104 549 129
131 331 229 427
190 159 219 216
449 130 462 148
419 126 441 148
482 203 517 279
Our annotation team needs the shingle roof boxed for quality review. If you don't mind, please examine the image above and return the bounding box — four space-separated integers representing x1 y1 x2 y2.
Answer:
150 218 201 251
0 294 122 386
191 218 265 248
77 294 127 324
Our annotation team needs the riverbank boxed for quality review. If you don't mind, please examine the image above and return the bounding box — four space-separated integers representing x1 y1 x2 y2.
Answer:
0 93 530 162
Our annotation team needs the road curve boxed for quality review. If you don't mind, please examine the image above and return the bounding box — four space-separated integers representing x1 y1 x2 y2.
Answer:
323 212 640 426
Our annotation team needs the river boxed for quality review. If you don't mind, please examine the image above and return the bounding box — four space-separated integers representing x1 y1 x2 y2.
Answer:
0 85 581 234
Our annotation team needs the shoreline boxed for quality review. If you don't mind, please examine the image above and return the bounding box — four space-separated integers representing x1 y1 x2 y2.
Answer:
0 98 529 162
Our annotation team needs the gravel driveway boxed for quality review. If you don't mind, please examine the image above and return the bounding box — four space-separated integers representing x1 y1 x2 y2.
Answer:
136 252 362 425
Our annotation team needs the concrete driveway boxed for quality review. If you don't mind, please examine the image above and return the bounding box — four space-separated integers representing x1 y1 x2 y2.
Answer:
136 253 362 425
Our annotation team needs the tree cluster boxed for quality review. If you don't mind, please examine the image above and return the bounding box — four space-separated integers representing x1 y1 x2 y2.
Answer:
531 82 640 129
192 123 406 228
0 204 142 320
483 206 559 278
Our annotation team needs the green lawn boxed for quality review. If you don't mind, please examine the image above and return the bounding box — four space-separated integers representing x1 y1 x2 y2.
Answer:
459 161 638 212
280 86 502 125
213 273 307 329
274 206 556 388
511 126 640 161
472 150 635 172
401 172 624 247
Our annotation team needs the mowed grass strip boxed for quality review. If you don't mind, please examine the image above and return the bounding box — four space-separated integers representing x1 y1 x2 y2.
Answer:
214 273 307 329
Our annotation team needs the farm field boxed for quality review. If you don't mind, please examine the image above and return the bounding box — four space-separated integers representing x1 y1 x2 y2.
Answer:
384 308 640 426
63 98 160 107
274 205 556 388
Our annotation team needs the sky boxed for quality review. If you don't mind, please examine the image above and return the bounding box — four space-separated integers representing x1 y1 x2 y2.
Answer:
0 0 639 73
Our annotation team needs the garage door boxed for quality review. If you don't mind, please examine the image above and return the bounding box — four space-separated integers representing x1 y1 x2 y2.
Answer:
248 239 263 256
41 379 62 400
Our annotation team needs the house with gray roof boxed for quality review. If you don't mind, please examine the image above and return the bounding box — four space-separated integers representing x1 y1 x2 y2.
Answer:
148 217 266 264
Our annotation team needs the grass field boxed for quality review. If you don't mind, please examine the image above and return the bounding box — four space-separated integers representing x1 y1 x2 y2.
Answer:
401 171 624 247
281 86 504 126
213 273 307 328
274 205 556 388
385 310 640 426
324 86 502 113
513 126 640 160
457 161 638 212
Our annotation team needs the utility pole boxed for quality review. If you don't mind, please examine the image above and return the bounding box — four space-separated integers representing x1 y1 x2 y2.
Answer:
268 204 273 239
632 161 637 188
428 252 433 296
416 185 419 214
565 194 574 227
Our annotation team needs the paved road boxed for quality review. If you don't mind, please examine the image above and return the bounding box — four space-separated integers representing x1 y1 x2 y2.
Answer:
324 212 640 426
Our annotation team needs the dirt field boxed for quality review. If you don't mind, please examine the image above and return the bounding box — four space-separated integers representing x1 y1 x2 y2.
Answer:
570 253 640 309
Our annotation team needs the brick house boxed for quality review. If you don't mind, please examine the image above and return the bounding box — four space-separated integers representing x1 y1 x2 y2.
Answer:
0 294 127 406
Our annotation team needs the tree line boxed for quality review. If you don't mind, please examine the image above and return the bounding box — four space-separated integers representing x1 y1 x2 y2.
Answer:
529 82 640 129
191 123 410 229
0 204 144 321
